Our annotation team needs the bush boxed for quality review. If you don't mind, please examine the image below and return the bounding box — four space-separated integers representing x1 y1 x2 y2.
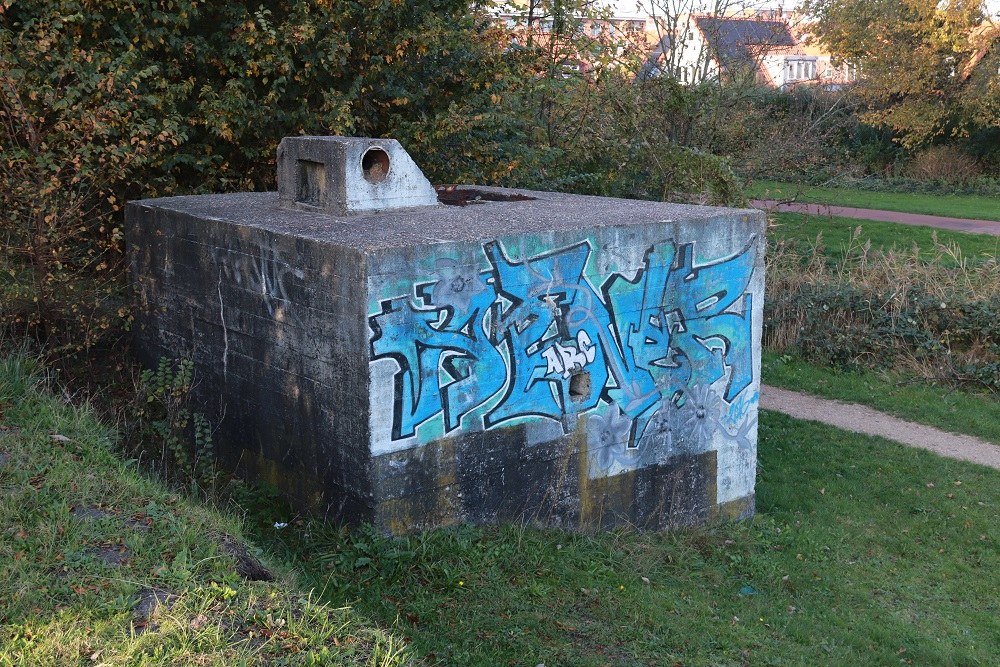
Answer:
904 145 982 185
0 1 528 354
511 73 745 205
0 13 180 352
716 85 862 183
818 174 1000 197
841 122 904 177
765 234 1000 390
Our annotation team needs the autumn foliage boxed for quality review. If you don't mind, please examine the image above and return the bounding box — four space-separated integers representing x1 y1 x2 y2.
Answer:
0 0 526 352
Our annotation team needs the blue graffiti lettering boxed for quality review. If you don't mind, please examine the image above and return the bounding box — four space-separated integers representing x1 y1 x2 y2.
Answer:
369 236 756 446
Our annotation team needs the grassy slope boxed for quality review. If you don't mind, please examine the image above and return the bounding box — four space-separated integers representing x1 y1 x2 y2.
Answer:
0 356 417 667
251 412 1000 666
747 179 1000 222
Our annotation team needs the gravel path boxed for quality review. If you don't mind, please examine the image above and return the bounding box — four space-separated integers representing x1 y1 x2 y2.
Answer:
761 385 1000 470
753 199 1000 468
751 199 1000 236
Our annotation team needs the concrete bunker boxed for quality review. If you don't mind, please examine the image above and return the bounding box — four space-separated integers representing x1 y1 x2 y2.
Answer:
128 136 765 533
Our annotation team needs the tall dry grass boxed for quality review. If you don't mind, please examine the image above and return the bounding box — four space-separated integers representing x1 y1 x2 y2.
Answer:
765 229 1000 389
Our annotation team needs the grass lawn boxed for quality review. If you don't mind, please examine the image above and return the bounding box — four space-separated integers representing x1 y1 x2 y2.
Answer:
0 355 417 667
767 211 1000 259
746 179 1000 222
250 411 1000 666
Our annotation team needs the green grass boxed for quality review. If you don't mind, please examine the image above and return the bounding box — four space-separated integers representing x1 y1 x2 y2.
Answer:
762 351 1000 445
0 355 418 667
747 179 1000 222
250 414 1000 666
767 211 1000 258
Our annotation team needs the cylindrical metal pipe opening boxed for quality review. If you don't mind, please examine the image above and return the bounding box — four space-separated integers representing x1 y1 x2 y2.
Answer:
361 147 391 183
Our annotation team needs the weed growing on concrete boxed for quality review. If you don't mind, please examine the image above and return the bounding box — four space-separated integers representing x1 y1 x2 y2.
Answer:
136 357 218 493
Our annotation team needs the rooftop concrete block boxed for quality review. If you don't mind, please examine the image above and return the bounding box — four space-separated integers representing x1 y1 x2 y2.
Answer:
276 136 439 216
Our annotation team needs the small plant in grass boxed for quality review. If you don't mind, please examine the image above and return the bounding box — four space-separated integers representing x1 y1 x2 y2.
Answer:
137 357 217 492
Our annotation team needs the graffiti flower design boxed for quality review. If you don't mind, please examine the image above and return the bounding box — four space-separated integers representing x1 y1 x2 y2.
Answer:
638 400 687 463
431 258 487 314
731 413 758 454
679 384 724 450
589 403 634 472
635 406 669 456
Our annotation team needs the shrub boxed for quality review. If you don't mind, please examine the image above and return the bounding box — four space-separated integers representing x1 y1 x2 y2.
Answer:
904 145 982 185
0 1 529 354
518 73 745 205
765 233 1000 391
716 85 862 183
0 12 181 352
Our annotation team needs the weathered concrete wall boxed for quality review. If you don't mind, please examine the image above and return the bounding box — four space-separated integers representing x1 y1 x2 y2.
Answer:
366 200 763 531
128 197 373 519
128 184 764 532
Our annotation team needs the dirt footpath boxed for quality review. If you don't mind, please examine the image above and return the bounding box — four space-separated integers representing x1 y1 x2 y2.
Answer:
760 385 1000 470
751 199 1000 236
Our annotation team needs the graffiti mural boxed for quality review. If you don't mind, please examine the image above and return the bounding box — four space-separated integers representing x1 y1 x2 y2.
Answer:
368 236 758 477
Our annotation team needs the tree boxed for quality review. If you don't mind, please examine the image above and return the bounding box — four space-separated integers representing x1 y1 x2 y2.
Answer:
0 0 528 351
802 0 1000 148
